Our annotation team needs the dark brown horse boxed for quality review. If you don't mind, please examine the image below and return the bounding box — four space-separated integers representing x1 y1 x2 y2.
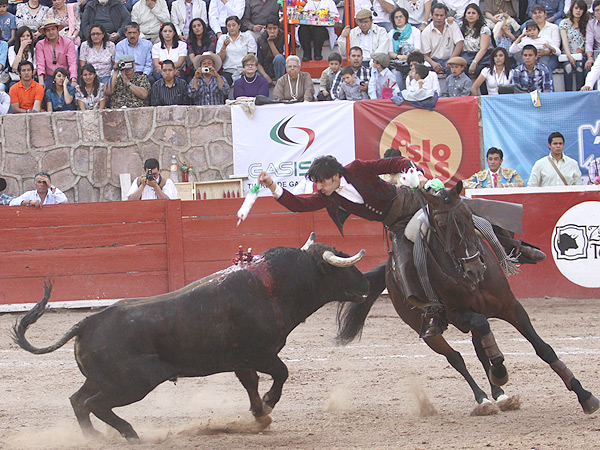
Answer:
338 181 599 415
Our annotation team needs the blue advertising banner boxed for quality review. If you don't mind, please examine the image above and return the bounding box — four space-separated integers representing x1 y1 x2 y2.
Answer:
480 91 600 185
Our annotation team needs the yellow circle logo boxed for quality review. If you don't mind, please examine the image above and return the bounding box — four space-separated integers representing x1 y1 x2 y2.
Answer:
379 110 463 182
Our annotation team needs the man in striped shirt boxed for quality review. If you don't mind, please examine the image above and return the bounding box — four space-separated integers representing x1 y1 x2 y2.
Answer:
150 59 189 106
331 46 370 100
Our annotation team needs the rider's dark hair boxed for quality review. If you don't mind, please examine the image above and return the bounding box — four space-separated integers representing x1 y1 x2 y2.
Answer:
486 147 503 159
307 156 345 182
383 148 401 158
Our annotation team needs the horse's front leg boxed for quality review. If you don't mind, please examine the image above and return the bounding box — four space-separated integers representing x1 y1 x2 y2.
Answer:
503 301 599 414
450 309 509 386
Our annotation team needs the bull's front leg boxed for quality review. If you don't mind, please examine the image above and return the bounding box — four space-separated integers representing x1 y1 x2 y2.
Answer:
257 356 289 414
234 368 269 420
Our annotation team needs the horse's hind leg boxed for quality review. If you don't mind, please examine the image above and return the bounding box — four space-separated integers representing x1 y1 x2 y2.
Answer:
424 335 490 405
69 379 102 438
503 301 599 414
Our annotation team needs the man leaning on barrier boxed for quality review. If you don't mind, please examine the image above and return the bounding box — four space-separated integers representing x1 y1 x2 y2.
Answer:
9 172 68 207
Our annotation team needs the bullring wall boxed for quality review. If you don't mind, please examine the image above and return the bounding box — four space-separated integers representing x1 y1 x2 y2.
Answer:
0 105 233 202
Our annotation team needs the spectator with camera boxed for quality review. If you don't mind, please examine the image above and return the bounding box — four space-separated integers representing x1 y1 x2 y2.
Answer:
105 53 150 107
127 158 179 201
150 58 189 105
188 51 229 105
9 171 68 207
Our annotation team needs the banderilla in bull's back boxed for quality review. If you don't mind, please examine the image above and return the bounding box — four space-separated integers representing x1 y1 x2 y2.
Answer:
12 233 369 442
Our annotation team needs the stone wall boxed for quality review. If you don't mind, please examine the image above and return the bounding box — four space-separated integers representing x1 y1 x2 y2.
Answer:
0 105 233 202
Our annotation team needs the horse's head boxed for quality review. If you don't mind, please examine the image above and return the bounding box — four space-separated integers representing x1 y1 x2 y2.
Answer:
422 180 486 286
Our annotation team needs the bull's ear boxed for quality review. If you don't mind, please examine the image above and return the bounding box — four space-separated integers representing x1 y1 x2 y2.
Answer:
452 180 463 196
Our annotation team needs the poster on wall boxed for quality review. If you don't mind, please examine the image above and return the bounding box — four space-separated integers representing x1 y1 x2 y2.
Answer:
231 102 355 195
481 91 600 185
352 97 481 185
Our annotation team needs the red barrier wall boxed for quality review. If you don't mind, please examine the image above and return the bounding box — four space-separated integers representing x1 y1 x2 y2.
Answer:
468 187 600 299
0 198 388 305
2 188 598 306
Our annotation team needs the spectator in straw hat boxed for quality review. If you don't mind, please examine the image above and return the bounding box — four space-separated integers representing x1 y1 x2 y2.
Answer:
188 51 229 105
35 17 77 88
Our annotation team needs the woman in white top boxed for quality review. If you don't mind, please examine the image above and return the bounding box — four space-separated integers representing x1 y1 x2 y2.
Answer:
388 7 420 62
208 0 245 36
152 22 188 78
297 0 339 61
395 0 431 30
216 15 257 84
8 26 36 83
171 0 208 39
471 47 512 95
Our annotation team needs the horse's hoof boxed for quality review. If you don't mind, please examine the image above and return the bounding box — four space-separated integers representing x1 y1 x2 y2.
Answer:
496 394 521 411
470 401 499 416
582 394 600 414
254 414 272 429
262 404 273 416
489 366 509 386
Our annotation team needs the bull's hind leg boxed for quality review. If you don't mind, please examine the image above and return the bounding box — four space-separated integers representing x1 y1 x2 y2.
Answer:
69 379 102 438
84 356 178 441
235 368 271 424
503 301 599 414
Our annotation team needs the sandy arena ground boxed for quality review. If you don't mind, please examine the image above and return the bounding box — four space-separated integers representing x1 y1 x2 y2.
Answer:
1 295 600 450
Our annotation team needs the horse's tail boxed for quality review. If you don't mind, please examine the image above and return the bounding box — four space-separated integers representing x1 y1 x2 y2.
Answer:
336 263 388 345
12 281 81 355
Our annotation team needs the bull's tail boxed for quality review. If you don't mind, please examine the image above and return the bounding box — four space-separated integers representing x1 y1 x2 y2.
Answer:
336 264 387 345
12 281 80 355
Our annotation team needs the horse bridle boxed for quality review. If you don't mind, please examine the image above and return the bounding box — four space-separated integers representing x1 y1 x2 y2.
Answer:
419 191 484 281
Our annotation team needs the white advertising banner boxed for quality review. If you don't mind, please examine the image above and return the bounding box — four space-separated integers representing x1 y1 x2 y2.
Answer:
231 102 355 196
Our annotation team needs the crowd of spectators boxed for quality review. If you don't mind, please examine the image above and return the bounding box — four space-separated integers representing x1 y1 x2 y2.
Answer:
1 0 600 111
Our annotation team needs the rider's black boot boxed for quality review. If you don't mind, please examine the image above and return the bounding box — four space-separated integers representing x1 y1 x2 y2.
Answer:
419 305 448 338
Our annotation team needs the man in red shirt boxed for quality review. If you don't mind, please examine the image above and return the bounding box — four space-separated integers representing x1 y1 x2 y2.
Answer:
9 60 44 113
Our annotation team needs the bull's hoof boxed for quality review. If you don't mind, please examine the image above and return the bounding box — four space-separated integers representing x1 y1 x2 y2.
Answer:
582 394 600 414
496 394 521 411
470 399 499 416
489 366 509 387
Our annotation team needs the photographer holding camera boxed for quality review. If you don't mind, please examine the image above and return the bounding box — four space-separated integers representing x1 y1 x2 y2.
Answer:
188 51 229 106
126 158 179 201
106 54 151 108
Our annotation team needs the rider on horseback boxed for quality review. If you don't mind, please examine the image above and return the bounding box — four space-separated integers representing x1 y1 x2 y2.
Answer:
258 155 544 338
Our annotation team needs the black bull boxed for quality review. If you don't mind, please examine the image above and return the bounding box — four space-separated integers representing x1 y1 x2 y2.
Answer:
12 240 369 442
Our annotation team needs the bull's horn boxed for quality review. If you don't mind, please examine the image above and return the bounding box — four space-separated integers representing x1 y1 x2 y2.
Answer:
301 232 316 251
322 249 366 267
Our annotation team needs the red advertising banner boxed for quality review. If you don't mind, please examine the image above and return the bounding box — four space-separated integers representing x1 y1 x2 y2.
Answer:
353 97 481 185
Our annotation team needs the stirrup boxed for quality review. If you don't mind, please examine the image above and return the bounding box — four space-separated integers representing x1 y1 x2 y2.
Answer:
419 305 448 339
